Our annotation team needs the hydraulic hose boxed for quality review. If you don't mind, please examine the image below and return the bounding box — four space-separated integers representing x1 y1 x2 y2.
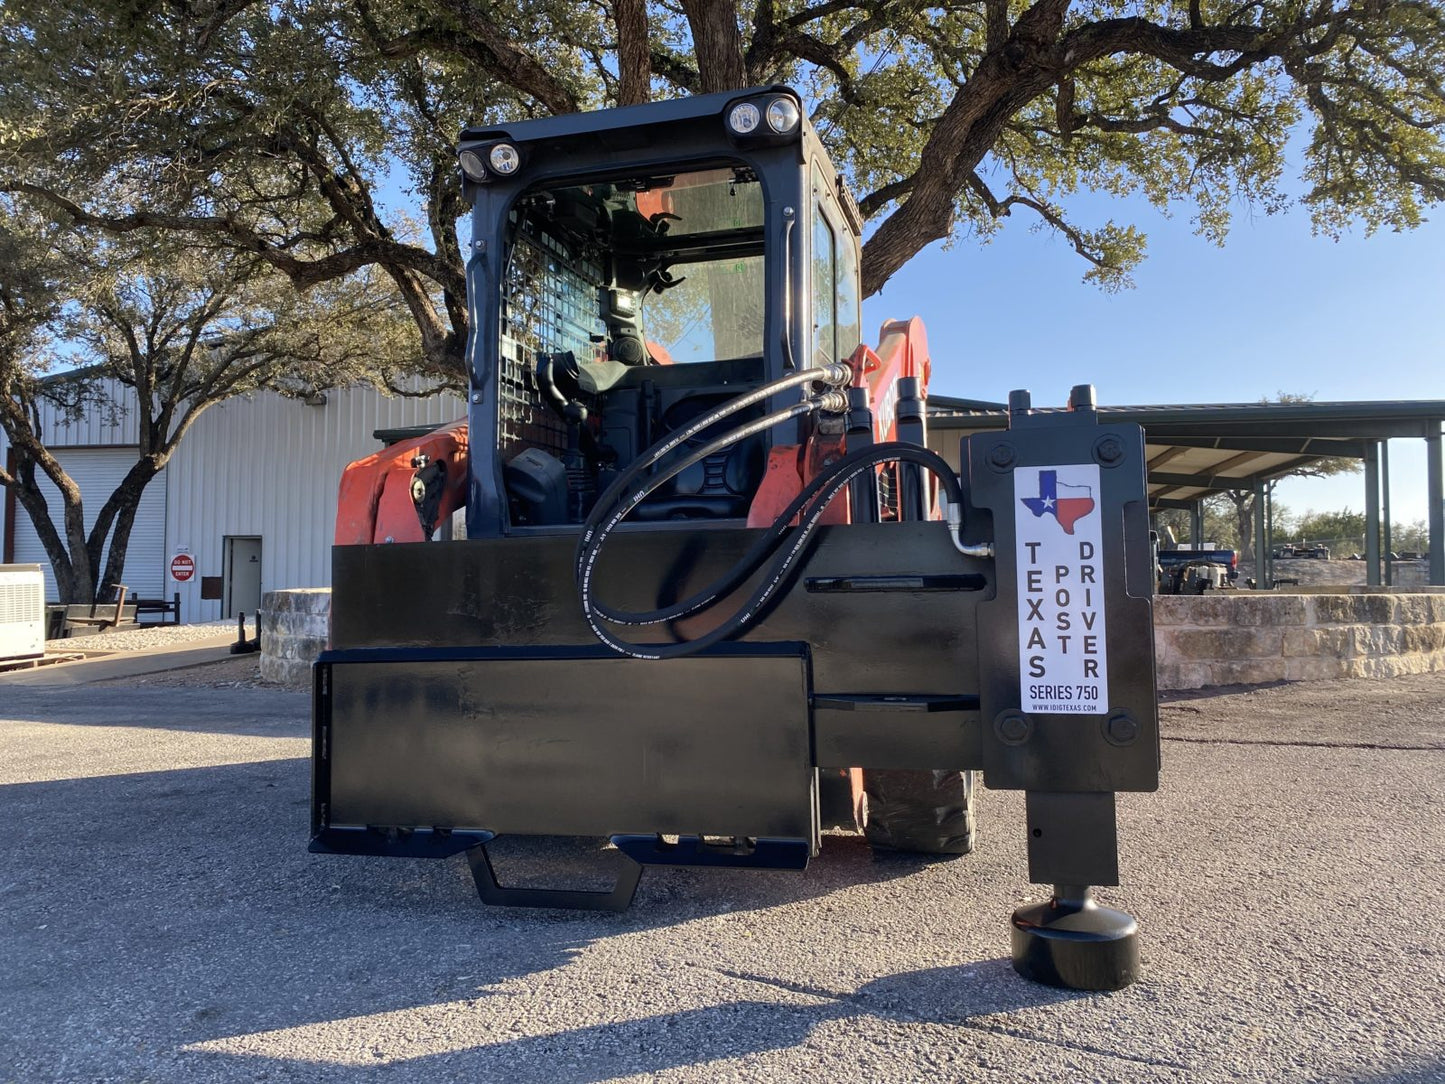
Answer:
577 396 825 618
580 362 849 553
588 424 936 628
579 440 967 660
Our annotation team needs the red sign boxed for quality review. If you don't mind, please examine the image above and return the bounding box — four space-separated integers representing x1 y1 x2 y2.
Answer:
169 553 196 583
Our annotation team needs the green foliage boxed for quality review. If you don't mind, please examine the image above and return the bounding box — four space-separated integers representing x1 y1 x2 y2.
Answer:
0 195 416 603
1392 520 1429 553
1293 507 1368 547
3 0 1443 374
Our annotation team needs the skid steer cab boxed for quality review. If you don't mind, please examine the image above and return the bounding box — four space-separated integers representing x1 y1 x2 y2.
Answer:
312 87 1160 991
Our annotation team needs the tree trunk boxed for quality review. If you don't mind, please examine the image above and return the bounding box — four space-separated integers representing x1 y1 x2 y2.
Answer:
612 0 651 106
94 462 161 602
1227 492 1255 562
9 456 82 603
680 0 745 92
4 446 164 605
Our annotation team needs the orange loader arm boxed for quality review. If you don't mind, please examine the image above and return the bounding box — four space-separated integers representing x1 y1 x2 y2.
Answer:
747 316 934 527
335 419 470 545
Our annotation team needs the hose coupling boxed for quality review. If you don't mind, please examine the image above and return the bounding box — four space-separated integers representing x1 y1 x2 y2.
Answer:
814 362 851 389
944 500 994 559
954 540 995 559
815 390 850 414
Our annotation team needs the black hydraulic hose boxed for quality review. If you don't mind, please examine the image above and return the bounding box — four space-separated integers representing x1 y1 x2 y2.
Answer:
581 362 848 552
581 398 827 627
591 424 937 628
576 397 823 610
580 442 965 660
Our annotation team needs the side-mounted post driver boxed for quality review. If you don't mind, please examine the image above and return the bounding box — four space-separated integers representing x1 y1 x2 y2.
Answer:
312 87 1161 992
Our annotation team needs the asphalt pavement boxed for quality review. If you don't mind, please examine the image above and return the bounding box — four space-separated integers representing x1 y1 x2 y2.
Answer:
1 676 1442 1083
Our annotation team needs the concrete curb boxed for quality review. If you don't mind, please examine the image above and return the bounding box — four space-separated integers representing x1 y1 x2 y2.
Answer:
0 636 239 687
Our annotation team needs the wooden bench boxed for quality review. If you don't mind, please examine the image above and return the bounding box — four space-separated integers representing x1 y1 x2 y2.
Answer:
134 591 182 627
64 584 134 634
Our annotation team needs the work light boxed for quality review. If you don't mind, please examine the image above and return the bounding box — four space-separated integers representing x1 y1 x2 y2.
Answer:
458 149 489 182
727 102 761 135
765 97 800 134
488 143 521 175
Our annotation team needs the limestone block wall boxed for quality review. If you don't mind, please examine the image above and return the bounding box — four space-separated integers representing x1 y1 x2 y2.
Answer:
1154 593 1445 691
259 586 1445 692
259 588 331 685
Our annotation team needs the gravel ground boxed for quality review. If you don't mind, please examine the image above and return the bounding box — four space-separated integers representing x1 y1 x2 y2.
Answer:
56 619 237 653
1 670 1442 1083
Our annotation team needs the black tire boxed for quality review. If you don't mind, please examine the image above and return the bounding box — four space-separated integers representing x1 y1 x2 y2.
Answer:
862 768 976 855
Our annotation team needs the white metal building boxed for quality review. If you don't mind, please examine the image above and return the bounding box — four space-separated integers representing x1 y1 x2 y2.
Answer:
0 380 463 618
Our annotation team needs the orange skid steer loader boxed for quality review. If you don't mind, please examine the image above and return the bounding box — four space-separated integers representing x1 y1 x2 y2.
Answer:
312 88 1160 992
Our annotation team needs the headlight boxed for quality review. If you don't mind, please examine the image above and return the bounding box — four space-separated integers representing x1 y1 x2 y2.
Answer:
765 97 800 134
458 149 489 182
727 102 761 135
488 143 521 175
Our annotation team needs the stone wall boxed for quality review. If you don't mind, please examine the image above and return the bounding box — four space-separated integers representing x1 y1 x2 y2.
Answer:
259 585 1445 693
259 588 330 685
1154 592 1445 690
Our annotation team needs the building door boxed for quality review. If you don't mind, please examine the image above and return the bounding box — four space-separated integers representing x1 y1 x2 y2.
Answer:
224 536 262 618
7 448 167 601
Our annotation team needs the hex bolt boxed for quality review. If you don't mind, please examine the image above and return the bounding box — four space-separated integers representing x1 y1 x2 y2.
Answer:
1103 712 1139 746
471 391 484 404
1094 435 1124 465
989 443 1017 469
995 710 1032 745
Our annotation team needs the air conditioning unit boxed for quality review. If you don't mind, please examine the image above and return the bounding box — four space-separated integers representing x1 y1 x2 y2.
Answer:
0 564 46 662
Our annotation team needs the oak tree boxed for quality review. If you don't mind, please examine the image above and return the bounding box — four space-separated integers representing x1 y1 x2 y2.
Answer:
2 0 1442 379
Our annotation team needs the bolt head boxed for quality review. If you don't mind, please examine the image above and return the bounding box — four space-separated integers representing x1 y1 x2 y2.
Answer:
989 443 1017 469
1104 712 1139 746
1095 436 1123 464
995 710 1031 745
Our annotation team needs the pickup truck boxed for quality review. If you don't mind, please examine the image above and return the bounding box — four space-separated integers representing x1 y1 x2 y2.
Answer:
1153 542 1239 594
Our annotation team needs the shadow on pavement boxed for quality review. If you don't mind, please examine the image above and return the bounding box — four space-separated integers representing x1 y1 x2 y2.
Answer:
183 960 1102 1082
0 682 307 738
0 693 1062 1082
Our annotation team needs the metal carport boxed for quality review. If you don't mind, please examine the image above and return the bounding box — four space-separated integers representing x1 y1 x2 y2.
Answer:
925 395 1445 588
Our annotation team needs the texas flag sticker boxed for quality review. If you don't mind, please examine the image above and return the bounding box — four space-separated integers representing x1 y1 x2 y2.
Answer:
1013 463 1109 715
1020 469 1096 535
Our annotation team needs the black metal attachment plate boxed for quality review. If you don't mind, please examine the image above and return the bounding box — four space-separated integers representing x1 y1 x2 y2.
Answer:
813 694 982 770
965 406 1160 793
313 642 816 845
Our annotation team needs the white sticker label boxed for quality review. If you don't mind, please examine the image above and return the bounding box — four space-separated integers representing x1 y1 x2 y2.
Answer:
1015 464 1109 714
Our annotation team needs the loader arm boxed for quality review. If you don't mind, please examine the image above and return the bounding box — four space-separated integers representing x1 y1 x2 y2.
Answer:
334 419 469 545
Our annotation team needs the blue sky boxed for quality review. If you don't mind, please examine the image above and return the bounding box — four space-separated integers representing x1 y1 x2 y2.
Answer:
865 189 1445 526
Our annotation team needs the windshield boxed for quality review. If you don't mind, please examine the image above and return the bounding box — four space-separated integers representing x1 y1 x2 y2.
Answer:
497 163 769 462
641 255 765 363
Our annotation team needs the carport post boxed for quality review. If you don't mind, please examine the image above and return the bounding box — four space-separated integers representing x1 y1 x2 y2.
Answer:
1365 442 1381 586
1429 421 1444 587
1253 477 1270 589
1191 501 1204 547
1381 442 1392 587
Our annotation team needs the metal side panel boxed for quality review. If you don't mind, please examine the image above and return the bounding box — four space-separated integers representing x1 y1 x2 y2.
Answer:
314 643 815 841
966 412 1161 794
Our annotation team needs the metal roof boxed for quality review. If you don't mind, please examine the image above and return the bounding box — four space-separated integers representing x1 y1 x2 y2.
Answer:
926 396 1445 506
